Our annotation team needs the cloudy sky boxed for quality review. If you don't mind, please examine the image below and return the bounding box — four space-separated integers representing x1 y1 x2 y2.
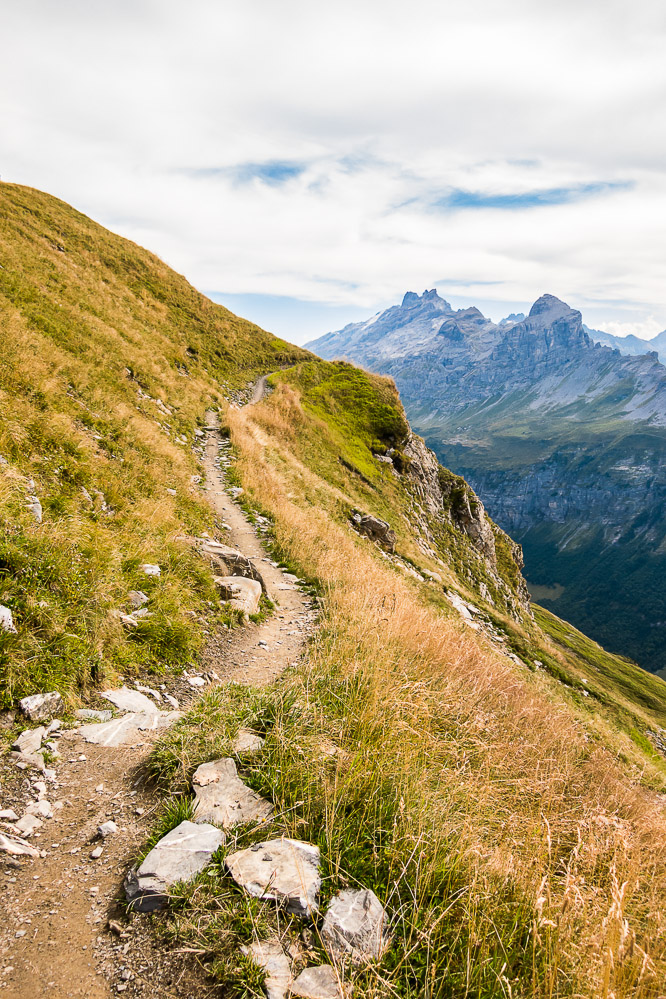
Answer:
3 0 666 343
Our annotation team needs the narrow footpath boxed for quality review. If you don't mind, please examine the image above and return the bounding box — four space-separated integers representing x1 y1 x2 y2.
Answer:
0 411 315 998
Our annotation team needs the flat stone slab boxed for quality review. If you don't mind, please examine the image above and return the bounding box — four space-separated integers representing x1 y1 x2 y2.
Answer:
124 819 224 912
78 710 181 746
241 939 291 999
225 838 321 917
192 758 273 828
321 888 391 963
101 686 160 714
290 966 344 999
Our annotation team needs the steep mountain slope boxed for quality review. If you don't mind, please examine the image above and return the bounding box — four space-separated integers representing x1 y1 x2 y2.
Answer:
308 291 666 671
0 182 307 704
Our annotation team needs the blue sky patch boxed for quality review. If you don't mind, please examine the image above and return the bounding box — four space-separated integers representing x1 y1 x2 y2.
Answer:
434 180 632 211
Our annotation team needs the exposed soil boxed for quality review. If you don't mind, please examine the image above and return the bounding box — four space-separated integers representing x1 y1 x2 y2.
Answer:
0 411 314 998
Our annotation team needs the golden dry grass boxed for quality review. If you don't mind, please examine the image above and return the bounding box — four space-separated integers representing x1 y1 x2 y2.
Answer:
222 386 666 997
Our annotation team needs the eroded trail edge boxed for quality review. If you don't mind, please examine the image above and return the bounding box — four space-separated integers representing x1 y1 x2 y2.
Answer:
0 417 315 998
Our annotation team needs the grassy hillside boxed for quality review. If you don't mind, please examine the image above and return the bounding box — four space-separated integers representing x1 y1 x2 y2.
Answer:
143 372 666 997
2 183 666 996
0 182 306 706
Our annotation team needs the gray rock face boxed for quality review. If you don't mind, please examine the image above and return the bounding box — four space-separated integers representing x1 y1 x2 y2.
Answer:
225 838 321 916
354 514 396 553
290 966 344 999
124 820 224 912
0 605 17 633
321 888 391 963
241 939 291 999
192 758 273 828
19 691 64 722
214 576 262 616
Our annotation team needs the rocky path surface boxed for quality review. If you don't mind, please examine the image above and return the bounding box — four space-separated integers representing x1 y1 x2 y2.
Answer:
0 413 315 998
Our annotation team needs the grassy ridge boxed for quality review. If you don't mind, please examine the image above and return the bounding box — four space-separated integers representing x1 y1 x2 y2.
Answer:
0 183 306 707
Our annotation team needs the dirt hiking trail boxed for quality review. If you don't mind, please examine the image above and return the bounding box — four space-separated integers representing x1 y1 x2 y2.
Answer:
0 411 315 998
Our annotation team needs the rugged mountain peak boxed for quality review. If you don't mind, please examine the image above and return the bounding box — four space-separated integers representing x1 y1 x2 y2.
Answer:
400 288 451 310
528 294 578 323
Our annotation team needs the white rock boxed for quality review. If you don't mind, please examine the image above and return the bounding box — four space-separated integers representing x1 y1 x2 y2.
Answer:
166 488 177 496
26 799 53 819
75 709 112 723
0 809 19 822
0 831 40 857
289 966 344 999
232 729 265 754
225 838 321 917
91 846 104 859
186 675 207 688
98 820 118 838
214 576 262 617
15 813 43 837
192 758 273 829
135 684 162 702
140 564 161 577
163 693 179 709
241 939 291 999
101 687 160 715
19 692 64 722
12 727 46 755
321 888 391 964
0 605 17 633
124 820 224 912
27 496 43 522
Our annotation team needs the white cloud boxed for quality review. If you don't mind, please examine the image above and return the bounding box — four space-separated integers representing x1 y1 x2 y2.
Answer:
2 0 666 339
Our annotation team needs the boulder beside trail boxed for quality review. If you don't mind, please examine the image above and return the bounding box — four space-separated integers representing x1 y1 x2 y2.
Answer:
198 539 267 592
353 514 396 553
214 576 262 617
225 838 321 917
192 757 273 828
19 691 63 722
321 888 391 963
124 820 224 912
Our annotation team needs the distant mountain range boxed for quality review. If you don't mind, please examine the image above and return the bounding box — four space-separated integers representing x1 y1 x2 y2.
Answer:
586 325 666 363
307 291 666 671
